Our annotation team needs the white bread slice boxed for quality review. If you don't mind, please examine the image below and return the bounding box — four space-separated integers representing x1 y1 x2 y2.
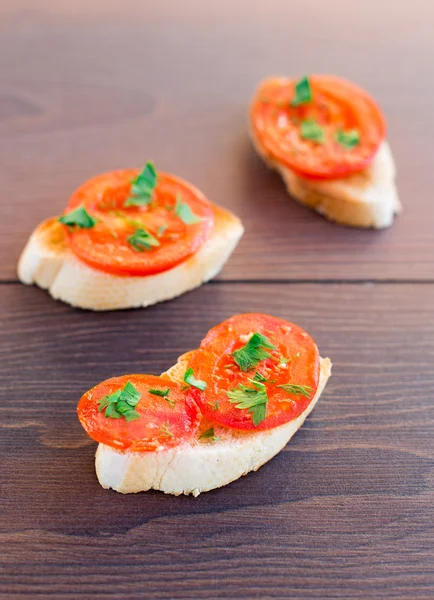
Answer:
250 80 401 228
17 205 244 310
95 353 332 496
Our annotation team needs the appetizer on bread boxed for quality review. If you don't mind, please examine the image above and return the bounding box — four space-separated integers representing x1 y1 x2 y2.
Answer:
250 75 401 228
18 163 244 310
77 313 332 495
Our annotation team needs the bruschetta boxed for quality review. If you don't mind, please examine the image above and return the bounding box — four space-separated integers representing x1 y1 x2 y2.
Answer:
18 163 244 310
249 75 401 228
77 313 332 495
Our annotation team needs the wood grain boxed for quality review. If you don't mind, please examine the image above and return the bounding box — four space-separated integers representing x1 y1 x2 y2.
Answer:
1 283 433 599
1 2 434 599
1 0 434 281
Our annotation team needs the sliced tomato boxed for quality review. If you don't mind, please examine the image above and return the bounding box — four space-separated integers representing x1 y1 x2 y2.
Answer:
188 313 320 431
63 170 214 276
77 374 202 452
250 75 385 180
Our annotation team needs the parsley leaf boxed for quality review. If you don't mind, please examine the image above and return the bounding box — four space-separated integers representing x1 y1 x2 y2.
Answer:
149 387 175 408
253 372 275 383
157 224 168 237
226 377 268 426
300 119 325 143
98 382 141 422
232 332 276 372
128 228 160 252
58 206 98 229
278 383 312 398
125 162 158 206
335 128 360 149
200 427 220 442
175 194 202 225
149 388 170 397
110 211 143 229
291 76 312 107
183 368 207 391
160 420 173 438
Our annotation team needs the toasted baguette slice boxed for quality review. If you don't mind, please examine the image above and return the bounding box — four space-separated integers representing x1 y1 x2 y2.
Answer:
250 79 401 228
95 352 331 496
18 205 244 310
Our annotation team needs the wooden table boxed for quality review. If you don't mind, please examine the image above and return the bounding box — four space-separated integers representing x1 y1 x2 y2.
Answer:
1 1 433 598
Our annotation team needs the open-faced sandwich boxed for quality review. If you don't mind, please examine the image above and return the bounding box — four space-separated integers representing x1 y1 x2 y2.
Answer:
77 313 332 495
18 163 244 310
250 75 400 228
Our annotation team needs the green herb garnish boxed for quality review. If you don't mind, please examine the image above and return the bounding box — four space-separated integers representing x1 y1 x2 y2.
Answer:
300 119 325 143
160 420 173 438
98 381 141 422
278 383 312 398
175 194 202 225
127 228 160 252
157 224 168 237
58 206 98 229
335 128 360 149
111 211 144 229
200 427 220 442
149 388 170 397
227 377 268 427
253 372 275 384
125 161 158 206
291 76 312 107
232 332 276 372
149 387 176 409
183 368 207 391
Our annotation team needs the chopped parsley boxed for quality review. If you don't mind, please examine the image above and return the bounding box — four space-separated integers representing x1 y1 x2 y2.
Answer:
125 161 158 206
149 388 170 397
127 228 160 252
183 368 207 391
160 420 173 438
253 372 275 384
148 388 175 408
200 427 220 442
175 194 202 225
278 383 312 398
335 128 360 149
232 332 276 372
98 381 141 422
227 376 268 426
291 76 312 107
157 224 168 237
58 206 98 229
110 211 143 229
300 119 325 143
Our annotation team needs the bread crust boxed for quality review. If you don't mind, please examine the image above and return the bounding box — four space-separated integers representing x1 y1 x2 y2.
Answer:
18 205 244 310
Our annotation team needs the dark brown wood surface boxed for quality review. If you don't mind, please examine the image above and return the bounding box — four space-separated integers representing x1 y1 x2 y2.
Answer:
1 283 434 600
1 2 434 599
1 0 434 281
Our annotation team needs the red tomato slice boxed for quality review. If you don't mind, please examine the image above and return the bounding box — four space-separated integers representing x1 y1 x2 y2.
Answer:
63 170 214 276
77 374 202 452
188 313 320 431
250 75 386 180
